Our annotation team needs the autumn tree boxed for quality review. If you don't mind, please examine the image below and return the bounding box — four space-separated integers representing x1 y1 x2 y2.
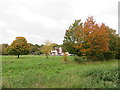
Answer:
40 40 53 59
7 37 30 58
63 17 110 60
0 44 9 55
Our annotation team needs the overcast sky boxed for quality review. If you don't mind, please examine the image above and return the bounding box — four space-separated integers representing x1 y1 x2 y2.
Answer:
0 0 119 45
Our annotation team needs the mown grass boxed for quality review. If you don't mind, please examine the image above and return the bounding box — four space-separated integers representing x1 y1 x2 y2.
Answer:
1 55 119 88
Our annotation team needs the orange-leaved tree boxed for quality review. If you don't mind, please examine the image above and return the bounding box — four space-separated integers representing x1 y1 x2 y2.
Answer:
63 16 110 60
7 37 30 58
80 17 110 60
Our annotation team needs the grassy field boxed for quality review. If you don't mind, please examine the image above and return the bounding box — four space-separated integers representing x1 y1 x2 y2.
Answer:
1 55 119 88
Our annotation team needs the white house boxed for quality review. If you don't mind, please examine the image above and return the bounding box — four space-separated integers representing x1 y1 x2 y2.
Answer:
51 47 62 56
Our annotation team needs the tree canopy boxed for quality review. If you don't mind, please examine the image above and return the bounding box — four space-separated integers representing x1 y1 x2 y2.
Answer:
63 17 110 60
7 37 30 58
0 44 9 55
40 40 53 59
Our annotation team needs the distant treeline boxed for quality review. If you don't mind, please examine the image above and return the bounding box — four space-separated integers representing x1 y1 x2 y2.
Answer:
0 43 64 55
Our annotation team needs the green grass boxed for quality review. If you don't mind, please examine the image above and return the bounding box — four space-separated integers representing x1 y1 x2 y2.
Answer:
1 55 119 88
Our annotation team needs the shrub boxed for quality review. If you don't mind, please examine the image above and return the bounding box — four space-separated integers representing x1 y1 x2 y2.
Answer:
74 56 87 63
115 49 120 59
94 53 106 61
91 51 116 61
82 67 119 88
34 51 41 55
103 51 116 60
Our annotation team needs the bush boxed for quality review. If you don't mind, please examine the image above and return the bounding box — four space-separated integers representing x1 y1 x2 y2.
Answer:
94 53 106 61
82 67 119 88
103 51 116 60
34 51 41 55
74 56 87 63
90 51 116 61
115 49 120 59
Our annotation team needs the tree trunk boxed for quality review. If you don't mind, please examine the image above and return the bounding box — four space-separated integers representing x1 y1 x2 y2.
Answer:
18 54 19 58
63 52 67 61
46 54 48 59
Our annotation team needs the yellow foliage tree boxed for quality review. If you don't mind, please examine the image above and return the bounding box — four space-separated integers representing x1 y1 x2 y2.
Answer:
40 40 53 59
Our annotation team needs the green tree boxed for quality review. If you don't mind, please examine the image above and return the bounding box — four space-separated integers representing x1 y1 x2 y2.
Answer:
103 28 119 60
30 46 39 54
34 44 41 48
116 36 120 59
7 37 30 58
63 19 83 56
28 43 43 55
